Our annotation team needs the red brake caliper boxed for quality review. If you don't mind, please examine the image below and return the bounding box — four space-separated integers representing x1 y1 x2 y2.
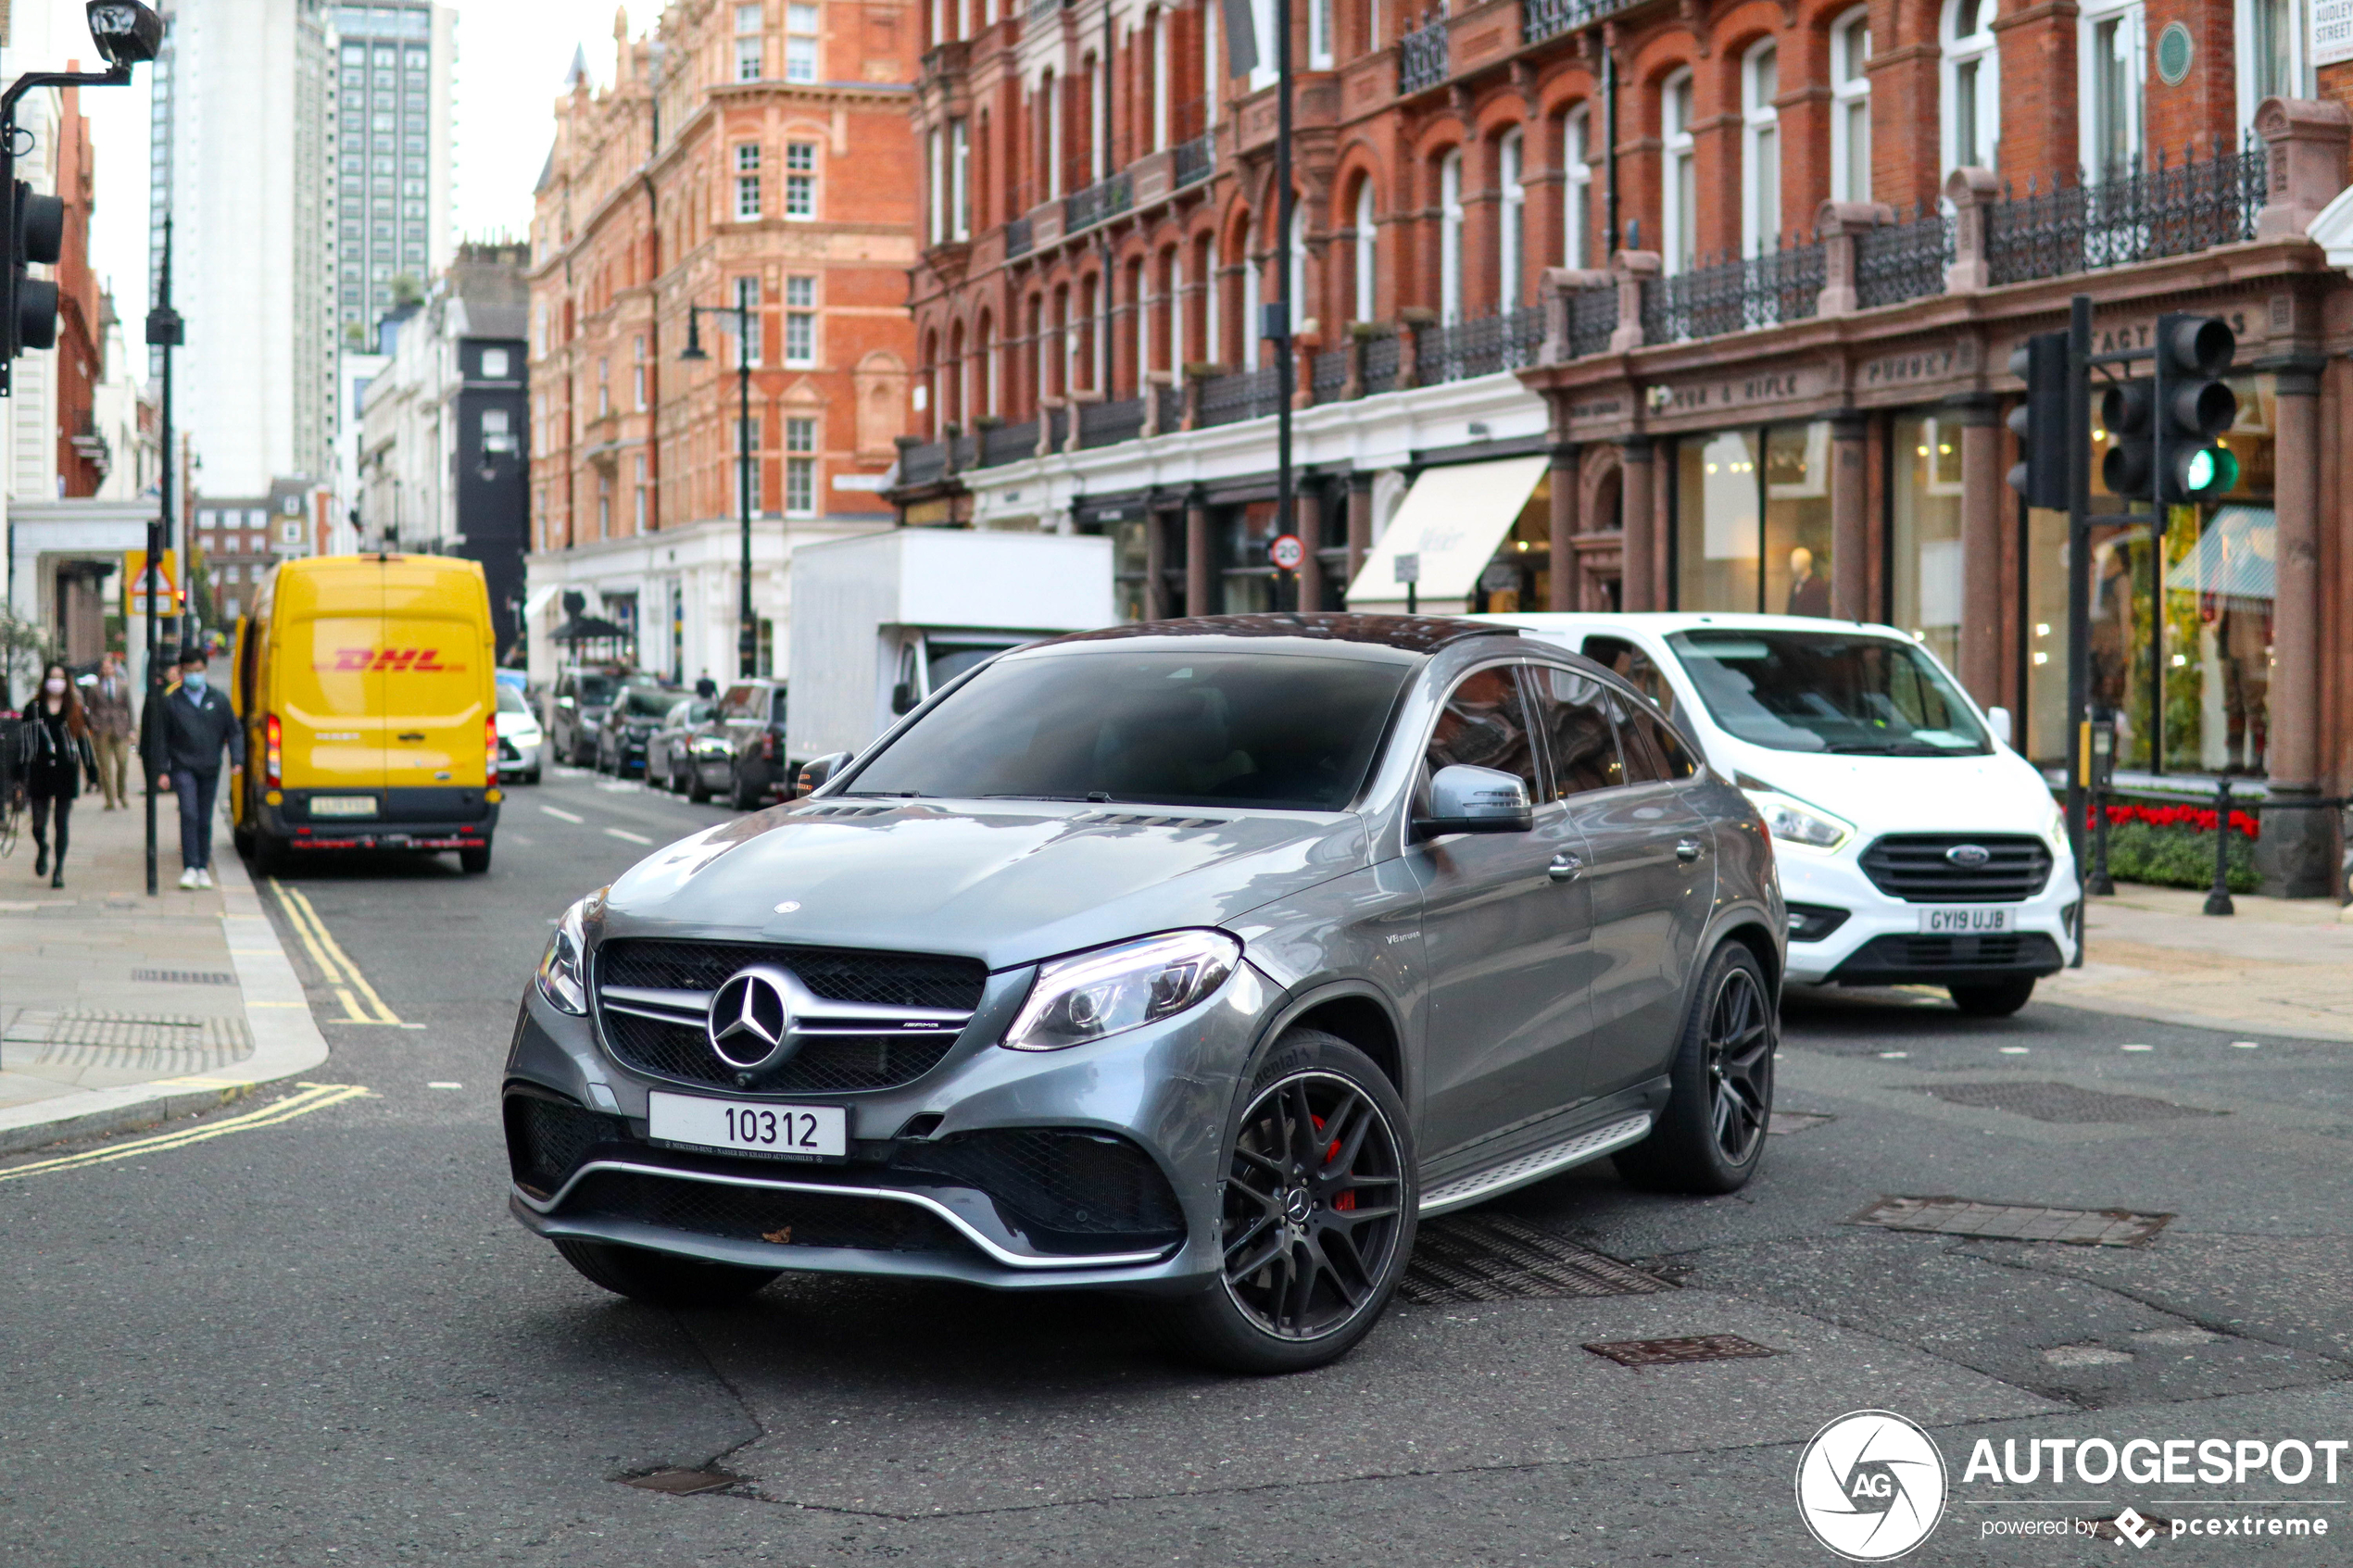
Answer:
1312 1113 1356 1211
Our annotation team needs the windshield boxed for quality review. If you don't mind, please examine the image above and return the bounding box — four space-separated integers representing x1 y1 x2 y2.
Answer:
617 689 677 719
496 684 529 714
573 672 619 706
845 649 1413 810
1666 630 1991 755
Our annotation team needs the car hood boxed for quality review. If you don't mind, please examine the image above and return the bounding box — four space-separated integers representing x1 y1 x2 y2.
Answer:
601 798 1370 972
1724 745 2064 845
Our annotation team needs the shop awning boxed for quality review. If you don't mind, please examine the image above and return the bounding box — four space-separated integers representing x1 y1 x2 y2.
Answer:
522 583 562 621
2163 506 2275 602
1345 455 1549 608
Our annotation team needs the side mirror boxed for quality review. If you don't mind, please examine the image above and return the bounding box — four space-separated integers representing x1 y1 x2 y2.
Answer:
890 681 918 715
795 750 852 798
1414 764 1536 838
1986 706 2014 748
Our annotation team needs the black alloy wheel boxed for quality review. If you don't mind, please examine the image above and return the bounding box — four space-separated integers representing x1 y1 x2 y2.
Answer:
1221 1070 1406 1344
1615 942 1776 1195
1703 961 1771 1166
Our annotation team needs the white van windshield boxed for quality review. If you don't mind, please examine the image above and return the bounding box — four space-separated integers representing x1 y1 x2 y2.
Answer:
1666 630 1992 756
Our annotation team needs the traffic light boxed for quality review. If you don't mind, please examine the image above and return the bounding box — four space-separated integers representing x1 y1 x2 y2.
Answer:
2152 312 2238 504
2005 331 2069 509
2101 378 2155 500
9 180 65 358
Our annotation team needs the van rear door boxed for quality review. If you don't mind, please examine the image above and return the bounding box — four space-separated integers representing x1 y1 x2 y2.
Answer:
382 564 489 790
289 579 388 792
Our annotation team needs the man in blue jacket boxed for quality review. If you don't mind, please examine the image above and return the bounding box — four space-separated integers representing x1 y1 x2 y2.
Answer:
149 650 245 890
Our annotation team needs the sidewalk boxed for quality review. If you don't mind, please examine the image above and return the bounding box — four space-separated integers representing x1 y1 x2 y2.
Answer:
0 790 326 1155
2043 883 2353 1041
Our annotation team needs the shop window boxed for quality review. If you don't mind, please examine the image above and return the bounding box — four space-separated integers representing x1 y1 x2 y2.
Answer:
1671 422 1831 614
1217 502 1280 613
1892 414 1965 675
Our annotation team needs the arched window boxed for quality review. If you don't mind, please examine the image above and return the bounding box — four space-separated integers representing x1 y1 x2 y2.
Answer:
1742 42 1780 255
1499 129 1526 311
1040 69 1063 199
978 312 998 417
1942 0 1998 174
2080 0 2144 179
1130 257 1149 391
1240 222 1262 364
1203 0 1219 128
1565 106 1593 268
1353 178 1377 322
948 320 966 428
1439 149 1465 323
1661 70 1696 274
1831 9 1870 204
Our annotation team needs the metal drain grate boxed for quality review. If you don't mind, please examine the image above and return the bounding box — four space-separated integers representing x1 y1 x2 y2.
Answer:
131 969 239 986
1584 1334 1776 1367
1912 1080 2220 1123
1850 1195 2172 1247
1398 1213 1672 1305
0 1010 254 1074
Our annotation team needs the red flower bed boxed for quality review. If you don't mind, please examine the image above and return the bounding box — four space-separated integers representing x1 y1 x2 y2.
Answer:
2085 801 2261 839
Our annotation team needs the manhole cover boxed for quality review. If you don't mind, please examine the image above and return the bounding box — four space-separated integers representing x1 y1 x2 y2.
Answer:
1399 1213 1672 1305
617 1466 742 1496
131 969 239 986
1584 1334 1776 1367
1849 1195 2171 1247
1911 1080 2219 1123
0 1010 253 1074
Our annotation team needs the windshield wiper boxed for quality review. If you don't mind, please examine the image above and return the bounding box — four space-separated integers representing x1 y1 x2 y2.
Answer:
977 792 1118 802
1824 741 1968 757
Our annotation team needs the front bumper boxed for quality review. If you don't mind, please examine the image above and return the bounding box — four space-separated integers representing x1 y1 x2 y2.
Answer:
256 787 499 853
1778 842 2079 986
501 956 1275 1292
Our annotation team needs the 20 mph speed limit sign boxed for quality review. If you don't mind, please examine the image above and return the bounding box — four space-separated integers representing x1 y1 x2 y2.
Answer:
1268 534 1304 571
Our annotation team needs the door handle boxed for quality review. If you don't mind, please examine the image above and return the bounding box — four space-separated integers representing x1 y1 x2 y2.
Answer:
1548 852 1584 882
396 732 425 743
1676 837 1705 863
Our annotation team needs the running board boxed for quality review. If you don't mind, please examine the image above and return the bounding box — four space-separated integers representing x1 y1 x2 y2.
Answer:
1416 1113 1655 1217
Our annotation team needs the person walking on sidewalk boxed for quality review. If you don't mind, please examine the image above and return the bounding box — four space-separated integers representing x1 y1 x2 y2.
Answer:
149 650 244 891
83 651 133 810
17 663 95 888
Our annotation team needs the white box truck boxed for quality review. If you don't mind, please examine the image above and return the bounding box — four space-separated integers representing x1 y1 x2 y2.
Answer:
786 529 1117 769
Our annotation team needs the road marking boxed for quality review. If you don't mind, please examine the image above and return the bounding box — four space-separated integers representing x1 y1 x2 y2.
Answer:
2232 1040 2260 1049
0 1083 371 1184
1997 1046 2031 1054
541 806 585 823
2120 1043 2153 1052
427 1081 461 1089
604 827 654 846
268 880 407 1026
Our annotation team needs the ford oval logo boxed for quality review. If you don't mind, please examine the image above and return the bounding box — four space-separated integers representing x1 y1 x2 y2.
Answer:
707 967 794 1069
1945 844 1994 870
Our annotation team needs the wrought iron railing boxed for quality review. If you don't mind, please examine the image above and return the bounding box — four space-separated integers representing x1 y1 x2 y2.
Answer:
1854 204 1955 310
1984 139 2266 288
1155 383 1184 431
1173 131 1214 190
1521 0 1632 44
1415 307 1548 383
950 431 978 470
1360 332 1401 395
1398 12 1448 94
898 440 948 486
1641 237 1825 343
981 419 1038 467
1065 170 1134 235
1197 367 1281 427
1079 396 1147 448
1005 215 1033 259
1026 0 1063 20
1567 286 1617 358
1310 346 1350 403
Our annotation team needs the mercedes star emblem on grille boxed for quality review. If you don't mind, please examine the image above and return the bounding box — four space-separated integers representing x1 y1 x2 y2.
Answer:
708 967 795 1069
1944 844 1993 869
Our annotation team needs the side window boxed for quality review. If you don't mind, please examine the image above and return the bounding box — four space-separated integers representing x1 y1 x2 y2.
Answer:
1582 635 1677 719
1426 665 1540 800
721 684 758 718
1608 690 1700 784
1523 665 1620 798
770 689 789 724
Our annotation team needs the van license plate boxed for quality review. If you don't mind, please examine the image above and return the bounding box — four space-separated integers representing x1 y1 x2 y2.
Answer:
647 1092 847 1161
1919 906 2016 935
309 797 379 818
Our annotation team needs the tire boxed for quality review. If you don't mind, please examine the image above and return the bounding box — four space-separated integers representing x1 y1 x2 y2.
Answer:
1949 977 2036 1017
552 1238 779 1308
728 766 762 812
459 844 492 874
1151 1028 1416 1375
250 833 288 878
523 768 542 785
686 767 711 805
1614 943 1775 1196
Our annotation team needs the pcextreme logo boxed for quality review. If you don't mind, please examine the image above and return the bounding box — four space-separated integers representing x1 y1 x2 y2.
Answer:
1796 1410 1949 1561
313 648 465 672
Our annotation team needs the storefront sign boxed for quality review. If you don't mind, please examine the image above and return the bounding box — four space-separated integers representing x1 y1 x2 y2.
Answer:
1860 346 1968 389
1647 366 1830 420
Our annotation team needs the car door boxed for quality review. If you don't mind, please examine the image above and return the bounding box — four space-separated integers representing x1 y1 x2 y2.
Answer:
1569 685 1718 1096
1413 662 1597 1157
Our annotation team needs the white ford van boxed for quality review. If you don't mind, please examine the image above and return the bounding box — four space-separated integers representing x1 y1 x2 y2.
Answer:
1483 612 2079 1016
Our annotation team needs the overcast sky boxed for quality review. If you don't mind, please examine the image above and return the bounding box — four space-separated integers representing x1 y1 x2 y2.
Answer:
73 0 640 325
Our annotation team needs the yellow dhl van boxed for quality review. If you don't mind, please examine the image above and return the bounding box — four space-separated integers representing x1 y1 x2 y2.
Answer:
230 554 502 873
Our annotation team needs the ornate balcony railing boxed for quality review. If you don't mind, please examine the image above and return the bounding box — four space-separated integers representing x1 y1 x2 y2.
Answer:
1310 346 1351 403
1173 131 1214 190
1360 331 1401 395
982 418 1038 467
1079 396 1148 448
1198 367 1281 427
1005 215 1034 259
1065 170 1134 236
1399 12 1448 94
1641 237 1826 344
1854 204 1955 310
1567 286 1617 358
897 439 949 486
1155 383 1184 431
1984 138 2265 288
1522 0 1632 44
1415 306 1547 383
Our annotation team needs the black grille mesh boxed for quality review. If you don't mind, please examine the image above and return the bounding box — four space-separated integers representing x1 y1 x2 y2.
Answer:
562 1169 965 1253
894 1129 1184 1255
1859 835 2054 903
606 1013 959 1092
598 939 987 1010
1844 933 2064 972
505 1094 623 1198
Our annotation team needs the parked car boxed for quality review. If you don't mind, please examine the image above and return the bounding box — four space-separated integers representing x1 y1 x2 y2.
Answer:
547 668 630 767
595 685 684 776
1485 612 2080 1017
495 681 545 784
505 612 1780 1374
681 678 788 809
645 696 717 793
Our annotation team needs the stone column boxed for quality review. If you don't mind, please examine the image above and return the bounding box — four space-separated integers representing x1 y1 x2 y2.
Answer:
1298 484 1327 612
1830 411 1869 620
2258 362 2334 896
1943 169 2000 293
1955 396 2002 704
1346 471 1375 593
1548 445 1579 611
1144 508 1170 621
2254 97 2353 239
1185 495 1214 616
1620 437 1656 611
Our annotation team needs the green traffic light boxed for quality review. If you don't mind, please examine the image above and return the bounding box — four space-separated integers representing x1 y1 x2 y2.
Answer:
2184 445 2241 498
2184 448 2215 491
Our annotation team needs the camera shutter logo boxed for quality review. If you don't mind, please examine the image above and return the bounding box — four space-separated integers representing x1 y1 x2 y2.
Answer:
1794 1410 1947 1561
707 967 794 1069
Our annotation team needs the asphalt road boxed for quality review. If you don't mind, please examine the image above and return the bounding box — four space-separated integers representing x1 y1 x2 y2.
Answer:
4 768 2350 1566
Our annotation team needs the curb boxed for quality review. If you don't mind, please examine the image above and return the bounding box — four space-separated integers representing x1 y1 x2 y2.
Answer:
0 847 331 1158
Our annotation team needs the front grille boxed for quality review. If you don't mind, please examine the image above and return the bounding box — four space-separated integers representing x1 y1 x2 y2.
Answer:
505 1092 624 1198
1836 933 2065 976
603 1012 960 1092
600 939 986 1011
1859 834 2054 903
893 1129 1185 1256
560 1169 966 1254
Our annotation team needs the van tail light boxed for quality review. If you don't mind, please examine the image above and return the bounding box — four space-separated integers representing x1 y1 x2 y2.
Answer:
264 713 283 789
486 714 500 778
761 732 777 761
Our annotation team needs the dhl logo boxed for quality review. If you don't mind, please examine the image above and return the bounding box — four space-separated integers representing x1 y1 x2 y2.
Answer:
311 648 467 672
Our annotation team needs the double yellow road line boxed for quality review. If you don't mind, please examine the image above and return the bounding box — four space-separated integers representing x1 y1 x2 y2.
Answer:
268 879 418 1027
0 1083 371 1184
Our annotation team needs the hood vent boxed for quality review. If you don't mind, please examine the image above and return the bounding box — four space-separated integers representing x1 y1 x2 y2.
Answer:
1072 810 1220 830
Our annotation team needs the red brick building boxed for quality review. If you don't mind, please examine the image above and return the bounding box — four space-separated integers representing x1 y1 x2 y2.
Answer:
525 1 920 685
53 82 107 499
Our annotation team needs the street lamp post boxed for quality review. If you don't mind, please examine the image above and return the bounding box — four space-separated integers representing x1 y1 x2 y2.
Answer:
681 280 759 679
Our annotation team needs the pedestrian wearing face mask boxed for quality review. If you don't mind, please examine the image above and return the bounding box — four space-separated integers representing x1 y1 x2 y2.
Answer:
148 650 245 890
17 662 96 888
83 651 134 809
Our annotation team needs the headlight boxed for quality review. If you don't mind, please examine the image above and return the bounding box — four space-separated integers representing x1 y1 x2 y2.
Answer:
1743 789 1855 852
691 736 730 755
1003 930 1240 1052
535 887 606 1015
